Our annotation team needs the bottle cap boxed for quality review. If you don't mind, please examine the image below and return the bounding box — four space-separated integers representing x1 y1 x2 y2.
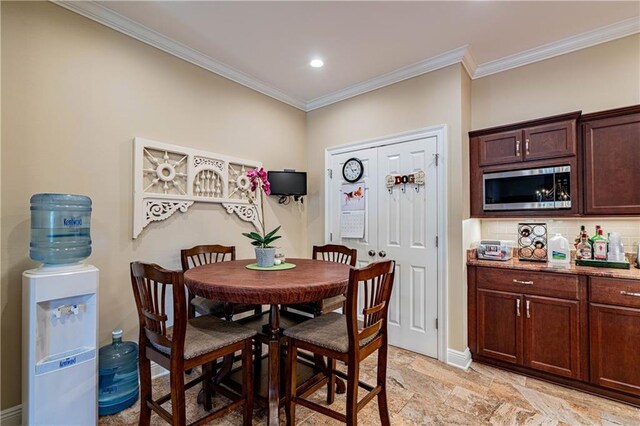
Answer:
112 329 123 339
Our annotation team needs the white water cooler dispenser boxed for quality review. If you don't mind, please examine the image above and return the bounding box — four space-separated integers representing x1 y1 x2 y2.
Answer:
22 194 98 425
22 265 99 425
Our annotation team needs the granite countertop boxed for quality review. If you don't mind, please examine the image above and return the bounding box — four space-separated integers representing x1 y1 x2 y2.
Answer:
467 249 640 281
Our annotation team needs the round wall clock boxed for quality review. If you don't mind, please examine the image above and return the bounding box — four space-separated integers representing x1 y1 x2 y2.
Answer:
342 158 364 183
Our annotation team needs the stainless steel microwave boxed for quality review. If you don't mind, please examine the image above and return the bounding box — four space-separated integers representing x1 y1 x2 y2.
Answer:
483 166 571 211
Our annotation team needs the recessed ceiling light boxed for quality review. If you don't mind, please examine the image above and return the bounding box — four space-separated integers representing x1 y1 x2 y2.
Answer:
310 59 324 68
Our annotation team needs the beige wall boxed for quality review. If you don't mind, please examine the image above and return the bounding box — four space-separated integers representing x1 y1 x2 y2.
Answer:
472 34 640 130
306 64 470 352
472 34 640 254
1 2 306 409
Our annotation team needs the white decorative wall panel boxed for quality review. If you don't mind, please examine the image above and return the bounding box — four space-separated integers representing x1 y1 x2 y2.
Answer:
133 137 262 239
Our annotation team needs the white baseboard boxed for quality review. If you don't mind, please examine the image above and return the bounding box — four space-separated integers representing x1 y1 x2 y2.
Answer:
447 347 472 370
151 361 169 379
0 404 22 426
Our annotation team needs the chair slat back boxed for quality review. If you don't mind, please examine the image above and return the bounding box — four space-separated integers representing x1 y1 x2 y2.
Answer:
130 262 187 356
180 244 236 271
345 260 395 349
312 244 357 267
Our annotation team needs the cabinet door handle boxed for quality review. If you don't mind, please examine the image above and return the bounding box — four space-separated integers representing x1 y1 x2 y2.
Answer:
516 299 521 317
515 140 521 157
526 300 531 318
525 139 530 155
620 291 640 297
513 279 534 285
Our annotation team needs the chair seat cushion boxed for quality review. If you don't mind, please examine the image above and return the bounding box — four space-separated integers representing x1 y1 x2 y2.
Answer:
288 295 346 315
191 296 226 316
152 315 256 360
283 312 376 353
191 296 259 317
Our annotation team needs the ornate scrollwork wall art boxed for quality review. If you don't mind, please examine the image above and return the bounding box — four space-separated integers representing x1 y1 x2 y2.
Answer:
133 137 262 238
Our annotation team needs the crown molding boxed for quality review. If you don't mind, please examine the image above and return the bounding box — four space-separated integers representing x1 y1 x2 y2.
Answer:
305 46 471 111
51 1 307 111
52 1 639 111
474 17 640 79
461 47 478 79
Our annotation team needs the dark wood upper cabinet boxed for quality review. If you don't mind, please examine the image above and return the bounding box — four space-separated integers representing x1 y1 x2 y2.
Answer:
469 111 580 218
524 295 581 379
477 289 522 365
582 106 640 215
470 106 640 218
478 130 523 166
523 120 576 161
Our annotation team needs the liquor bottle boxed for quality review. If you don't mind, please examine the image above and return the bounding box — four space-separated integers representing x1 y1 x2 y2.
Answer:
589 225 601 245
576 232 592 260
592 229 608 260
574 225 586 249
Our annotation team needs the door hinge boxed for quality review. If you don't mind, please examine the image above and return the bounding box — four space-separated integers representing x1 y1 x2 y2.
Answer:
330 232 333 242
435 318 438 329
327 169 333 179
435 236 439 247
434 153 439 166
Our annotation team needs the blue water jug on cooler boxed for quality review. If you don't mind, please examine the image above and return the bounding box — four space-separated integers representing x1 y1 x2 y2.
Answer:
98 329 139 416
30 193 92 264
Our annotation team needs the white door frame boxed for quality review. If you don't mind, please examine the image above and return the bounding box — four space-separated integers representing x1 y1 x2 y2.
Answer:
324 124 449 362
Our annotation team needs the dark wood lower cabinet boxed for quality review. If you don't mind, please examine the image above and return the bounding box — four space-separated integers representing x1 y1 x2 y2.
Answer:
477 289 522 364
524 295 580 379
468 264 640 407
590 303 640 397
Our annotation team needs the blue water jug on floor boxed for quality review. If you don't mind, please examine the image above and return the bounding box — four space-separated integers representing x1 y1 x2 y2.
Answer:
98 330 139 416
30 193 92 264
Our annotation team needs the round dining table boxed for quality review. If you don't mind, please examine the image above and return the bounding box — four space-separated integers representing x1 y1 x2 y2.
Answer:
184 258 351 426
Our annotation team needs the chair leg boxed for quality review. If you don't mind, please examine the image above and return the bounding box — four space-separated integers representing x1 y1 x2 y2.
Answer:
253 340 263 391
202 362 214 412
346 360 359 426
242 339 254 426
377 344 391 426
138 351 152 426
326 357 336 404
169 365 186 426
285 339 297 426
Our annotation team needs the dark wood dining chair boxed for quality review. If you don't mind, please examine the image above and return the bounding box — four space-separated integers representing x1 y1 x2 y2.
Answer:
284 244 357 316
130 262 255 426
284 260 396 426
181 244 262 320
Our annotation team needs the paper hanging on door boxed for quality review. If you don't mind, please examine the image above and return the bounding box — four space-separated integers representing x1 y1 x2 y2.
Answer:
340 211 365 238
340 183 365 238
341 184 365 211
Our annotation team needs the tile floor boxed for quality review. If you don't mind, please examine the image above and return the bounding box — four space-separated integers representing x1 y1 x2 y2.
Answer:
99 346 640 425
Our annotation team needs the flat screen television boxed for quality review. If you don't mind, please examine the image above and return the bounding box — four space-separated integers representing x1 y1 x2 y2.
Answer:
268 171 307 196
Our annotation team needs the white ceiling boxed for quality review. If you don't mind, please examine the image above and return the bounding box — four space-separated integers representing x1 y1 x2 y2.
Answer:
58 1 640 110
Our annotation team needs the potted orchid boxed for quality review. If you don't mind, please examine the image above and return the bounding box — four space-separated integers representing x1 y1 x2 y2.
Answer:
242 168 281 267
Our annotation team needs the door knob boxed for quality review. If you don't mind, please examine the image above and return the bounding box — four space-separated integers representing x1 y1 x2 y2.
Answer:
378 251 386 258
368 250 376 257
